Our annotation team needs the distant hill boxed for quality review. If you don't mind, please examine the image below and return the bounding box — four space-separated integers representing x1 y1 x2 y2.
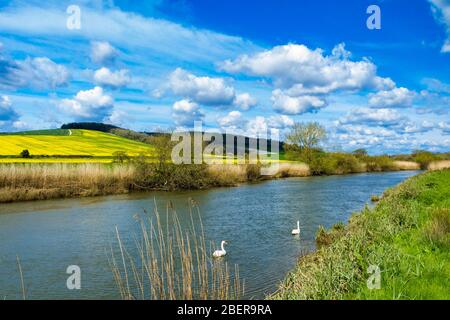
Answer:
61 122 121 133
61 122 285 153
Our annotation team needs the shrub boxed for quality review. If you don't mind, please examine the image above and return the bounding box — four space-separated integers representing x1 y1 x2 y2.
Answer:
112 151 130 164
412 150 437 170
245 164 262 181
365 155 395 172
20 149 30 158
330 153 362 174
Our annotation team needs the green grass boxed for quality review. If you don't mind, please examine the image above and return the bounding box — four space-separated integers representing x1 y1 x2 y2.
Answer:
270 169 450 300
0 129 155 158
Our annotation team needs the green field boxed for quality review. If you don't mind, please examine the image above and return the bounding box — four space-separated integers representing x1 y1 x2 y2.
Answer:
0 129 155 161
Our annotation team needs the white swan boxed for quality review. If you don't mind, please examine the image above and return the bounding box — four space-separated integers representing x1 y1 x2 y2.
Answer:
291 221 300 235
213 241 228 258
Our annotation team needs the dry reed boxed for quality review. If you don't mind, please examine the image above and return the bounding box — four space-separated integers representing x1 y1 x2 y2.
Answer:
392 161 421 171
427 160 450 171
0 163 135 202
110 200 244 300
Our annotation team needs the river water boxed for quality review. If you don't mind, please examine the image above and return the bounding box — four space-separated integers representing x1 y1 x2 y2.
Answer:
0 170 419 299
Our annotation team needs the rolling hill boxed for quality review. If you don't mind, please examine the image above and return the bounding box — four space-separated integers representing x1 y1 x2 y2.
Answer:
0 129 155 159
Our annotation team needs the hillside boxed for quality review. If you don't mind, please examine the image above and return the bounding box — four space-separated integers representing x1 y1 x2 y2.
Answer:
0 129 154 158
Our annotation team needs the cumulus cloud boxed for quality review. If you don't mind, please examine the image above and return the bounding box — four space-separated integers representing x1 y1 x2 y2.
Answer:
368 87 416 108
59 86 114 120
233 93 257 110
0 54 69 90
91 41 118 64
220 43 394 115
165 68 235 106
107 109 131 127
172 99 204 126
267 114 295 129
244 115 294 137
217 112 293 137
220 43 395 93
429 0 450 52
94 67 130 89
271 89 327 115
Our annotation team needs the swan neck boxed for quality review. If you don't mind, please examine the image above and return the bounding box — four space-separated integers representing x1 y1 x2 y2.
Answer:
221 241 225 251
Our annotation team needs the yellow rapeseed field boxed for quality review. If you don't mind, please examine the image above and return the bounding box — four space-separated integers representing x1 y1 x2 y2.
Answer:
0 129 155 158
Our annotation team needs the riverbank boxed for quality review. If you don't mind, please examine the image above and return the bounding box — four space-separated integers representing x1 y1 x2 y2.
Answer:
270 169 450 300
0 160 426 203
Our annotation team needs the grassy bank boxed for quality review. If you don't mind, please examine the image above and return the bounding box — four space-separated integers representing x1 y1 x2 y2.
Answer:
270 169 450 300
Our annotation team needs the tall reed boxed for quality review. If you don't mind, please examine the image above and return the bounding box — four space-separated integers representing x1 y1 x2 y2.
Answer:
110 199 244 300
0 163 135 202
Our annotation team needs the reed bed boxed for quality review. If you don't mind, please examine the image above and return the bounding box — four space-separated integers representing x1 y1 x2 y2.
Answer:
427 160 450 171
110 200 243 300
207 164 249 185
275 162 311 177
392 161 421 171
0 163 135 202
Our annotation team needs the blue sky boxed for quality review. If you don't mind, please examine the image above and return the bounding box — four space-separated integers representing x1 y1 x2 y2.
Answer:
0 0 449 154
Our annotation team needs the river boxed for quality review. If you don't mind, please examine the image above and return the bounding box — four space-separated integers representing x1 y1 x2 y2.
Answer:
0 170 420 299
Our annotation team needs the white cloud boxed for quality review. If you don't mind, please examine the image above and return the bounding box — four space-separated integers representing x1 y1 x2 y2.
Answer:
0 55 69 90
0 95 19 122
91 41 118 64
417 90 450 114
398 120 435 134
0 95 23 131
338 108 404 127
217 113 293 137
429 0 450 52
59 86 114 120
220 43 395 93
165 68 235 106
107 109 131 127
267 115 295 129
336 124 395 137
172 99 204 126
94 67 130 89
0 4 258 65
422 78 450 93
217 110 243 127
438 121 450 133
271 89 327 115
233 93 257 110
220 43 394 116
368 87 416 108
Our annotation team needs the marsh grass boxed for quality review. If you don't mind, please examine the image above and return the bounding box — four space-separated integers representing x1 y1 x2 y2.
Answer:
110 200 244 300
423 208 450 248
